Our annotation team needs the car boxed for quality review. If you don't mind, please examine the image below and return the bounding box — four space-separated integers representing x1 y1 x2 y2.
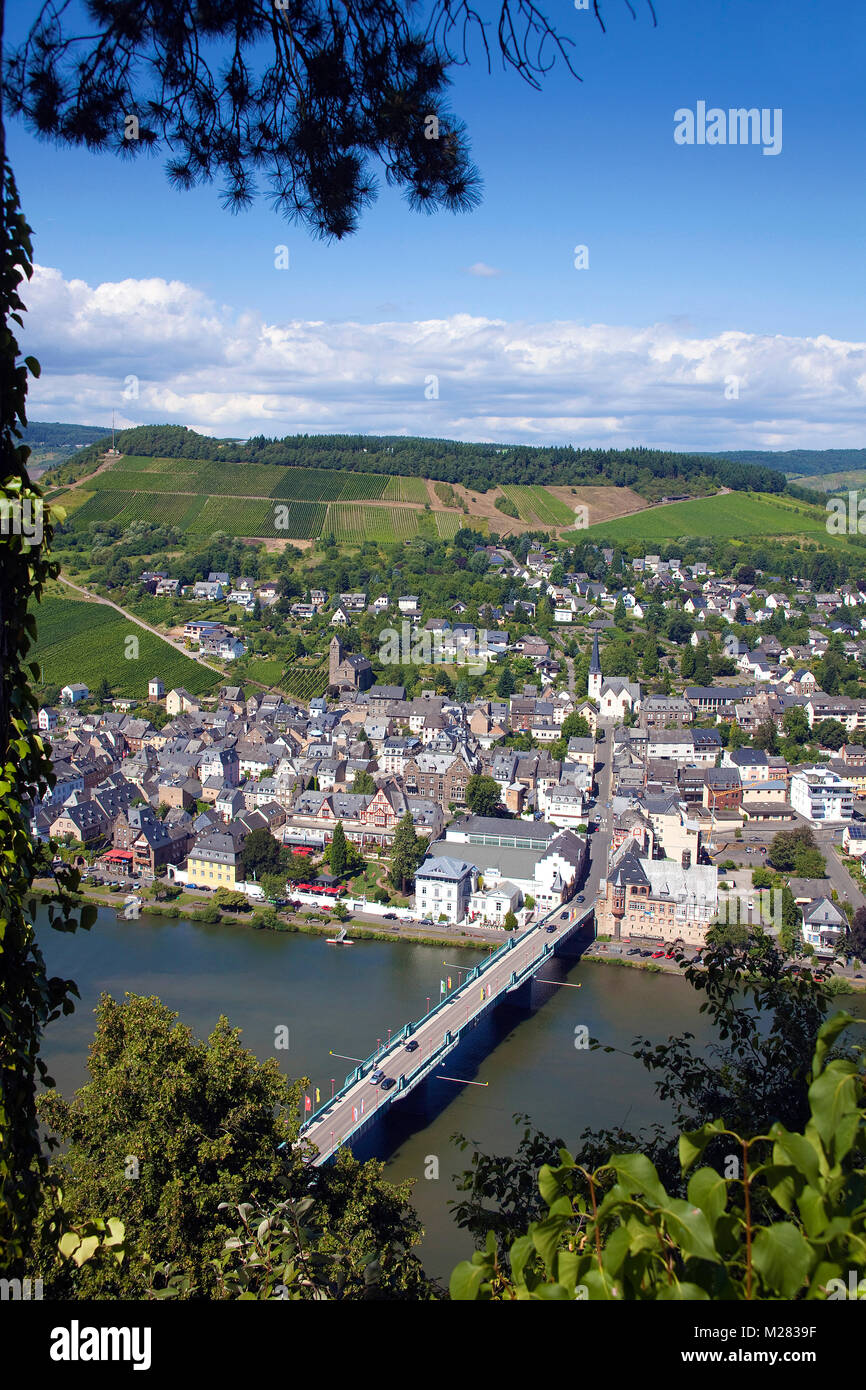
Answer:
383 913 397 920
560 911 570 920
575 894 585 904
651 951 665 959
545 924 557 934
418 918 433 926
404 1040 419 1052
370 1068 385 1084
380 1077 396 1091
627 948 641 956
640 950 653 957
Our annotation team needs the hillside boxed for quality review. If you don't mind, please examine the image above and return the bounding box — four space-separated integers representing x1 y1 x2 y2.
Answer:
53 450 648 543
702 448 866 478
60 423 789 502
581 490 835 545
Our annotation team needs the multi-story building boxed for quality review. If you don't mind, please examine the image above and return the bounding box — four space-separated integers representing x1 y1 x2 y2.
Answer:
789 768 854 824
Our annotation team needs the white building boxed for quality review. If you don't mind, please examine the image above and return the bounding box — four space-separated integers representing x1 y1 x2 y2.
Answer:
790 768 854 825
415 855 477 924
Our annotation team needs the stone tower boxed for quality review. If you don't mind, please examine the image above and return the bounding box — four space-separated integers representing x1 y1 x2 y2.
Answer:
329 633 344 688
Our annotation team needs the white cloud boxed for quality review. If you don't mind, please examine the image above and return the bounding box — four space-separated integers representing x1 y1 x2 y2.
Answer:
463 262 502 278
21 264 866 450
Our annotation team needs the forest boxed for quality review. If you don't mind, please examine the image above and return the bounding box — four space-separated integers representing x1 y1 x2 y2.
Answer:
63 424 790 500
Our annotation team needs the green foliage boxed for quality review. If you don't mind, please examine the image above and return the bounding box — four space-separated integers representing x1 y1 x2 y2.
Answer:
389 813 425 893
329 821 348 877
464 774 502 818
0 162 97 1274
768 826 826 878
451 1013 865 1299
32 994 306 1297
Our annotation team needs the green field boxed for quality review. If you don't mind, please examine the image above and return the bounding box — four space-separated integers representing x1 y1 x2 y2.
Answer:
185 495 327 539
581 491 832 543
31 596 221 697
500 485 577 527
245 657 286 685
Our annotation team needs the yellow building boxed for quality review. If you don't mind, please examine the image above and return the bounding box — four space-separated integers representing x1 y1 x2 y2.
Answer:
186 825 247 888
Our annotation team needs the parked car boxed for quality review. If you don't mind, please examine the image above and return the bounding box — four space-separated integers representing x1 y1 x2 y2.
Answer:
627 948 641 956
651 951 665 959
383 913 397 920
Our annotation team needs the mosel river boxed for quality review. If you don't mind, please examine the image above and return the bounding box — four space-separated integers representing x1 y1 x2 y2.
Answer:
37 907 863 1282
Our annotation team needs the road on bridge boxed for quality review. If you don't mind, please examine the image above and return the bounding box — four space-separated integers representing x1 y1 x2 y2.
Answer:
303 908 585 1164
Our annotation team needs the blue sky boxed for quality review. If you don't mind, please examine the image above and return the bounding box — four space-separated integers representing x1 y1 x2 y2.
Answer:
8 0 866 448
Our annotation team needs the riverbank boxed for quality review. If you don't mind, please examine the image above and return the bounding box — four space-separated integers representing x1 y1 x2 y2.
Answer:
580 942 865 992
31 878 503 952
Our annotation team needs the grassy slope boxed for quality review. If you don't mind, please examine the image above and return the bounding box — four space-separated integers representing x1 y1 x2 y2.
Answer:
580 491 833 544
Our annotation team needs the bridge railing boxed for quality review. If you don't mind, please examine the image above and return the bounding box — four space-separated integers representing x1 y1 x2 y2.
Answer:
301 899 586 1135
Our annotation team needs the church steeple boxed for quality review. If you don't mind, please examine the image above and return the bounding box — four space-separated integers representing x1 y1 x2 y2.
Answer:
588 631 602 701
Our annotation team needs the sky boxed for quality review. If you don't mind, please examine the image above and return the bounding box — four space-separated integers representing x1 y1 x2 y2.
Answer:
7 0 866 451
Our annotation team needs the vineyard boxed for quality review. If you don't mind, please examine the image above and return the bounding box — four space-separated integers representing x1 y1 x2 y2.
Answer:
280 662 330 701
434 511 463 539
325 503 422 544
384 475 429 503
500 485 577 527
30 596 221 697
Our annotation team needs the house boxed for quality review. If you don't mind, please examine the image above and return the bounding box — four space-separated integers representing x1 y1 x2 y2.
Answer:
61 684 89 705
596 842 717 946
800 897 848 957
415 856 477 924
398 595 421 615
147 678 165 703
191 581 224 601
37 707 59 731
165 688 200 717
186 822 250 889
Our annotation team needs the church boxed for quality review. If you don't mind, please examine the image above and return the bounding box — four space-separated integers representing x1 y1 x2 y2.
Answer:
588 631 641 720
329 633 373 692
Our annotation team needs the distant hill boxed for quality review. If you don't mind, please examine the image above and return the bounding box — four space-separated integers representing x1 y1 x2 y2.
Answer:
66 423 790 503
23 421 112 451
699 449 866 478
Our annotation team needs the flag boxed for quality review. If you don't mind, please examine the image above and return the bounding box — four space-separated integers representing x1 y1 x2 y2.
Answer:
440 978 446 994
447 976 452 989
315 1088 321 1104
360 1097 365 1114
352 1106 358 1122
304 1094 311 1112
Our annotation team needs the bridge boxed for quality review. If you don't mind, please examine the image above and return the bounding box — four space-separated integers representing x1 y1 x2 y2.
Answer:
299 901 595 1165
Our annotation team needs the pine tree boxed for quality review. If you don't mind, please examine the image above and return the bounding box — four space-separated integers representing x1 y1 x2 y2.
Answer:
390 813 423 894
330 821 347 878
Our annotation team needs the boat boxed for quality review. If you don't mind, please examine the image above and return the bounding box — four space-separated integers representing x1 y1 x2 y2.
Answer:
325 926 354 946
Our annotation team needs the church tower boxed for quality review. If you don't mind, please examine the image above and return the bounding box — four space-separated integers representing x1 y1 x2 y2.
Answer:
329 633 345 688
588 631 602 701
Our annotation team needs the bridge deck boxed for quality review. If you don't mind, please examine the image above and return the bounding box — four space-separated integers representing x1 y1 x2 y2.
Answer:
300 904 593 1164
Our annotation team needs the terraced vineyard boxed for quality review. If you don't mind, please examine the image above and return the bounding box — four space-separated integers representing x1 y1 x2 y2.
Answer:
434 510 464 539
325 503 421 543
582 491 832 542
384 475 429 503
31 596 220 697
281 661 330 700
500 485 578 527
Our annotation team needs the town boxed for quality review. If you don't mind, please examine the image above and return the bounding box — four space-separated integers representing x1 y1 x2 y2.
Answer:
32 536 866 973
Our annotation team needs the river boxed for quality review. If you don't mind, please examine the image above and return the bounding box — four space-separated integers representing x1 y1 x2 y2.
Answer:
37 905 855 1284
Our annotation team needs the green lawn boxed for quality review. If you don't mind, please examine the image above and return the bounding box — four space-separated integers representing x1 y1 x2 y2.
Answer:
580 491 832 543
